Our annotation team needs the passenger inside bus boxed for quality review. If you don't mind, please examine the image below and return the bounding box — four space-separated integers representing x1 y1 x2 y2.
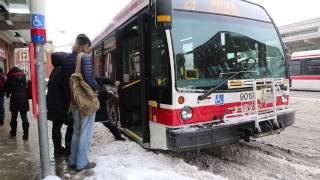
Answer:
176 53 186 80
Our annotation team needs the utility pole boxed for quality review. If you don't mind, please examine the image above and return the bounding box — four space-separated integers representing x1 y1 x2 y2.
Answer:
30 0 51 178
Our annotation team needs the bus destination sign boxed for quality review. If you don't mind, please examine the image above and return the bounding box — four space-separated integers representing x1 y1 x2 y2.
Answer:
175 0 238 15
173 0 271 22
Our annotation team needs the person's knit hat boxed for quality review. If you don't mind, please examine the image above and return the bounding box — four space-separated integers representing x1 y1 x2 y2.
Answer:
51 52 69 67
75 33 91 46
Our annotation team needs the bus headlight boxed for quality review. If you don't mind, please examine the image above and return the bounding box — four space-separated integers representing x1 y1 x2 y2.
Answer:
181 106 193 121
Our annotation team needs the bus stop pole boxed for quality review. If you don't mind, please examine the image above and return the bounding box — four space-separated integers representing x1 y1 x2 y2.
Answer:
30 0 51 178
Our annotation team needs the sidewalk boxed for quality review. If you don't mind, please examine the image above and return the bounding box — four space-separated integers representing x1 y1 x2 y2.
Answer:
0 99 41 180
0 100 96 180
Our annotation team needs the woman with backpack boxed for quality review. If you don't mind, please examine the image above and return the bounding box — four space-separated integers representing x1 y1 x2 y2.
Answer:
68 34 100 172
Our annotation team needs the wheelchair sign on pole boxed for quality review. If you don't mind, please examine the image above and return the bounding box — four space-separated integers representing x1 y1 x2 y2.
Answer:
32 14 45 28
31 14 46 43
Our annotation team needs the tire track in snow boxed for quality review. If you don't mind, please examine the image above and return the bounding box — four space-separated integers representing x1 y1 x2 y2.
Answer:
162 141 320 180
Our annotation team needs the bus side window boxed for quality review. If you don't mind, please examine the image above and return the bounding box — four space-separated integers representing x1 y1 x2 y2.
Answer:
305 59 320 75
93 45 103 77
289 60 302 76
151 32 169 87
121 23 141 83
103 52 116 80
150 28 172 105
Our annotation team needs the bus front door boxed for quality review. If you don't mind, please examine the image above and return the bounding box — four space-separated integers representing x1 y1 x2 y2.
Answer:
117 16 149 145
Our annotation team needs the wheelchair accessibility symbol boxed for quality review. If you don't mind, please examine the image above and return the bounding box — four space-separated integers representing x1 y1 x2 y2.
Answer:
32 14 45 28
215 94 224 105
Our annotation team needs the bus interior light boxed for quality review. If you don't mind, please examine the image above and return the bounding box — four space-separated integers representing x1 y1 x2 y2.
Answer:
180 37 193 42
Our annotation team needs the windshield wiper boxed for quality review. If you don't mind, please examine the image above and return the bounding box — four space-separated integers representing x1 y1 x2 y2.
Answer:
198 70 258 101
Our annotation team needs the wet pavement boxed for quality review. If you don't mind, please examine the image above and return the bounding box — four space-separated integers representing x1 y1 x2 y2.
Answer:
0 99 41 180
290 90 320 99
0 99 94 180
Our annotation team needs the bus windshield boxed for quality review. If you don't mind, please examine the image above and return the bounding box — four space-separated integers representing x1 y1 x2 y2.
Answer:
171 10 286 90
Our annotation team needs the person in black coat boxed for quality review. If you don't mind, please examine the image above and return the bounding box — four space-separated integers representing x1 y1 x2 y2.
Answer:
6 67 29 140
46 52 73 156
0 67 6 125
96 77 124 141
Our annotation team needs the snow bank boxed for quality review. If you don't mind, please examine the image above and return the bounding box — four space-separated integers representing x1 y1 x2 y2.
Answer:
90 123 226 180
42 175 61 180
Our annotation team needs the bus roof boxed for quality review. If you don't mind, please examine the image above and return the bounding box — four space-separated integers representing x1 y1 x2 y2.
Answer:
291 50 320 60
92 0 148 47
92 0 271 47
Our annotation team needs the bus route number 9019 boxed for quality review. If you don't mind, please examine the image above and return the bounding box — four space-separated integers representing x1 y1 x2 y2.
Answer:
240 92 254 101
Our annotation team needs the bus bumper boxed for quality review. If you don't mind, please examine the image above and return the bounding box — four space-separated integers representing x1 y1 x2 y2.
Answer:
166 109 295 151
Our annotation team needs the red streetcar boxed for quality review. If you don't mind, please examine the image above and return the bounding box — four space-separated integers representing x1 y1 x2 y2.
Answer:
289 50 320 91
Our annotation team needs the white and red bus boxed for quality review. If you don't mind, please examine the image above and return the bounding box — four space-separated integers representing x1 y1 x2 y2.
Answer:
289 50 320 91
92 0 295 151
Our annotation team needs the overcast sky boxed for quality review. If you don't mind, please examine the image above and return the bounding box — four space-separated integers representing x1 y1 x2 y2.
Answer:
45 0 320 52
46 0 130 51
249 0 320 26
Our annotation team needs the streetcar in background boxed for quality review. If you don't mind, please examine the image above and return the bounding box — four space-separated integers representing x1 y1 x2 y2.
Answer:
92 0 295 151
289 50 320 91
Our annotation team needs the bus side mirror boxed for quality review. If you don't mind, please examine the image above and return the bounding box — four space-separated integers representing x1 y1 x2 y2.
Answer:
155 0 172 29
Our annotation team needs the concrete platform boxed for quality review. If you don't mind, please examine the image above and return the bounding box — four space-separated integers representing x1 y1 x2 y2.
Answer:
0 99 41 180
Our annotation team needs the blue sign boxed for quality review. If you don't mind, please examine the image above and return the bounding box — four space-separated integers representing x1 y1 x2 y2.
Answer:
31 14 45 29
31 14 46 43
215 94 224 105
32 34 45 43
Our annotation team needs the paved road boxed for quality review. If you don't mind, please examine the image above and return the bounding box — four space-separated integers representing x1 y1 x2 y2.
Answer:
290 90 320 99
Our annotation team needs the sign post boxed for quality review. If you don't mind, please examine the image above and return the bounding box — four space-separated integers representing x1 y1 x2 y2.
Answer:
29 43 38 119
30 0 51 178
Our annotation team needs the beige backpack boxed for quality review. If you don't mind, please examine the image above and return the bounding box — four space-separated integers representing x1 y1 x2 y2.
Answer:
69 52 100 116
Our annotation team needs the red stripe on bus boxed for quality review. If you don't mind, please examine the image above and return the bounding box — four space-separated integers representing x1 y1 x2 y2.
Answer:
150 97 286 126
290 76 320 80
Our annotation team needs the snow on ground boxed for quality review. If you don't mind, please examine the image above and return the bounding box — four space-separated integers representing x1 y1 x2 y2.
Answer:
55 92 320 180
90 123 226 180
43 175 62 180
149 95 320 180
